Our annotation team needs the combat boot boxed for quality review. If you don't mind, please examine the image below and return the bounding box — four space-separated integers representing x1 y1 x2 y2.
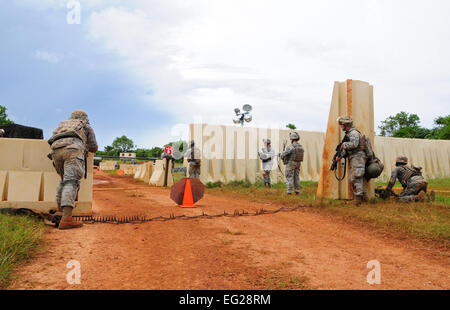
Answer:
58 216 83 230
415 191 425 202
354 195 363 206
430 190 435 202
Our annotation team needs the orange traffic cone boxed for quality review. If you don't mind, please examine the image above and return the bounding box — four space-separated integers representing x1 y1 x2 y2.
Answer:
179 179 195 208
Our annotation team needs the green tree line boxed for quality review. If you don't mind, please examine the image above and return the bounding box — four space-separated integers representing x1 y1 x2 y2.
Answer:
96 135 188 161
378 112 449 140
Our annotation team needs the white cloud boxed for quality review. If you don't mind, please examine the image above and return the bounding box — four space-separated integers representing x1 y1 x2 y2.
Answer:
33 50 61 63
84 0 450 141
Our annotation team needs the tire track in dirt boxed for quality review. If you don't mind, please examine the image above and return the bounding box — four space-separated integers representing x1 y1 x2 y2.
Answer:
9 171 450 290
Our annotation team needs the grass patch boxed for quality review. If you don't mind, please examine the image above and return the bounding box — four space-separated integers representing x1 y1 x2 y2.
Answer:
207 179 450 248
263 273 309 290
0 214 45 289
222 229 245 236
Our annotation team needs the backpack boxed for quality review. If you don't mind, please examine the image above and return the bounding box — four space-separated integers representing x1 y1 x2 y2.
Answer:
362 135 384 180
48 119 87 146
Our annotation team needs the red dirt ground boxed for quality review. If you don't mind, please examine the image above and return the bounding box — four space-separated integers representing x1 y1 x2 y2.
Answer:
9 171 450 290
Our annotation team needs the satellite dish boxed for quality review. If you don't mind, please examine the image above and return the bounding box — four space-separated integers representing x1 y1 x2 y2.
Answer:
242 104 252 112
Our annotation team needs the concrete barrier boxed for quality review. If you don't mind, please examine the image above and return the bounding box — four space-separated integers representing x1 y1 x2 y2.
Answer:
134 162 154 183
0 138 93 215
317 80 375 199
99 161 117 171
149 159 173 186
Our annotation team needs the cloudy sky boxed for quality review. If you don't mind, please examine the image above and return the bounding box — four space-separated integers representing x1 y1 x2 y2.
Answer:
1 0 449 149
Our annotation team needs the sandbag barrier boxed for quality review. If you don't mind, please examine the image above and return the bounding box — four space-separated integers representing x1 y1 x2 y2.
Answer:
72 204 310 224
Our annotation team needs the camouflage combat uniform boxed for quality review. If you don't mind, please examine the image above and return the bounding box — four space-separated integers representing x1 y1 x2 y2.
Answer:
258 141 275 187
184 144 201 179
280 135 304 194
342 127 368 200
49 112 98 211
386 164 427 202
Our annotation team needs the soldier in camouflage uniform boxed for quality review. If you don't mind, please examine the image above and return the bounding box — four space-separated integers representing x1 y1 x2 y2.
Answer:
48 110 98 229
280 132 304 195
258 138 275 187
336 116 368 205
385 156 428 202
184 140 201 178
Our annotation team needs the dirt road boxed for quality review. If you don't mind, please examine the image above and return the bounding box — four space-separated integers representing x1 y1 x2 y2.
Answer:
9 171 449 289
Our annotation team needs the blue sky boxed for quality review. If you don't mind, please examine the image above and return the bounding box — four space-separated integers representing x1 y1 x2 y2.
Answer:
1 0 449 149
0 1 170 148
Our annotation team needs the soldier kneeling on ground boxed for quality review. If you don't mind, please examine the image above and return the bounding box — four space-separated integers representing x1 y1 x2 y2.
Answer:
384 156 432 202
48 110 98 229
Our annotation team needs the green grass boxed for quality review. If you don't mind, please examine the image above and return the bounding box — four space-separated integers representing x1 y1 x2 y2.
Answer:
262 273 309 290
0 214 45 289
207 179 450 248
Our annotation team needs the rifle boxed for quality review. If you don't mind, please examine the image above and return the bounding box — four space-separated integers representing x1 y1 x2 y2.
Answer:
330 135 350 181
0 208 62 227
375 187 399 200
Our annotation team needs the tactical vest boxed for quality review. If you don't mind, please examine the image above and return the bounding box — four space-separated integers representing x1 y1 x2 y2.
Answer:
399 165 422 185
292 144 304 162
48 119 88 146
345 128 372 157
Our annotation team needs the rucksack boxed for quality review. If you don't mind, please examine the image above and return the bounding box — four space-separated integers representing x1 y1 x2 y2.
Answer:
48 119 87 146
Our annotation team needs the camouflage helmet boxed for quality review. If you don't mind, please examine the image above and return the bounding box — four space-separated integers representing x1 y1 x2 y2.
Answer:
289 131 300 141
337 116 353 126
70 110 88 121
395 156 408 165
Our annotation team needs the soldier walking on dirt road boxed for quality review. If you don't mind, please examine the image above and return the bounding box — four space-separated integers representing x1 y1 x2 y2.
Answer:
48 110 98 229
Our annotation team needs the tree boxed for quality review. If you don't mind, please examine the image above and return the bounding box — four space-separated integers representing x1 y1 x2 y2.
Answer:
0 105 13 125
378 112 449 140
111 135 135 153
378 112 421 137
429 115 450 140
286 123 296 130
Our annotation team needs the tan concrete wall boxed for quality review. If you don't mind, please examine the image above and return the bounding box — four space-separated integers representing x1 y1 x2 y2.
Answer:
188 124 325 184
188 124 450 186
118 164 139 175
0 138 93 215
317 80 375 199
149 159 173 186
99 161 117 171
134 162 154 183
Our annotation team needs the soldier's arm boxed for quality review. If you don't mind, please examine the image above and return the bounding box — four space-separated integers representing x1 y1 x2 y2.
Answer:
386 168 398 191
342 131 359 151
85 124 98 153
280 145 292 159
